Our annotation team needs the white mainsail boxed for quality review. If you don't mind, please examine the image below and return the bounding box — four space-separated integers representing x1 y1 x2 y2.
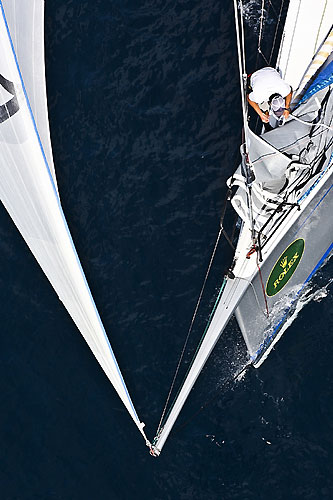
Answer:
0 0 148 444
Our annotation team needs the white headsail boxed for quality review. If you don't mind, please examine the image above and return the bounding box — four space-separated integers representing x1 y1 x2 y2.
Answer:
0 0 149 445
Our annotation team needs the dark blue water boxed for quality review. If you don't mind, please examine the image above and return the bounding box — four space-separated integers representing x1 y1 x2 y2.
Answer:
1 1 333 498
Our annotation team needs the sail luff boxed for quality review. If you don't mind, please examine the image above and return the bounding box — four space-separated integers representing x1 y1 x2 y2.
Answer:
0 1 146 438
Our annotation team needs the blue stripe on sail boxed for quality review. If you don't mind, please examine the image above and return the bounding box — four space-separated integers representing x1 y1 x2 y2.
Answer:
0 2 59 201
0 2 140 422
298 60 333 105
252 242 333 362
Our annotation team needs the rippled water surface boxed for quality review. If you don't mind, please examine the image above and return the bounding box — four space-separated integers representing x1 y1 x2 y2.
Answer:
1 1 333 499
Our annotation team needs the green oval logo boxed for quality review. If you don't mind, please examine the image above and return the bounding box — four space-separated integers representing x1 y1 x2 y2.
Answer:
266 239 305 297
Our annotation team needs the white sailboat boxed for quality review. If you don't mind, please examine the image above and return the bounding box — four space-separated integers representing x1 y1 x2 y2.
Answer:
151 0 333 455
2 0 332 458
0 0 151 449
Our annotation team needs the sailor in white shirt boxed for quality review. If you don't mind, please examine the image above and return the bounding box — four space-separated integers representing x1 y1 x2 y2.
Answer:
247 67 292 123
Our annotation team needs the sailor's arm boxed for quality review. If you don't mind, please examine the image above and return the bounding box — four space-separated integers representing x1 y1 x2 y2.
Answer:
283 90 293 119
247 95 269 123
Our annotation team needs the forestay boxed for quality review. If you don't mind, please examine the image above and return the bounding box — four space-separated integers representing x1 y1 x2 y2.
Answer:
0 0 149 444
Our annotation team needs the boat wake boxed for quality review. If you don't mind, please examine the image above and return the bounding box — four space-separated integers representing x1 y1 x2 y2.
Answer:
255 257 333 367
212 256 333 385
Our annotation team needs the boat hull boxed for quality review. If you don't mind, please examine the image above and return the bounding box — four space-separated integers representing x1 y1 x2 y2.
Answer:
235 169 333 365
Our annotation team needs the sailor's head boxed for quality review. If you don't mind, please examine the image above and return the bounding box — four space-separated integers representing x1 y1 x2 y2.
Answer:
268 93 285 117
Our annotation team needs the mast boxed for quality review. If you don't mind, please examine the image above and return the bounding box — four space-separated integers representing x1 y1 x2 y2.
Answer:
0 1 150 448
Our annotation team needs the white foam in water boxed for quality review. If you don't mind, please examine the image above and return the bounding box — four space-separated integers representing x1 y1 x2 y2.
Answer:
208 260 332 413
239 0 271 33
255 276 332 367
235 367 248 382
313 288 328 302
312 277 333 302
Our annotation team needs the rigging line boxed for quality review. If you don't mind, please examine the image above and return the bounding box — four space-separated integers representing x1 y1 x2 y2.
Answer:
314 0 328 56
265 0 278 19
233 1 257 244
222 227 235 250
170 362 253 438
258 0 265 52
258 144 333 250
233 0 249 137
235 275 267 317
290 113 333 131
239 0 246 79
156 227 224 435
251 127 328 162
257 0 270 66
268 0 285 65
256 252 269 317
157 276 229 433
258 47 269 66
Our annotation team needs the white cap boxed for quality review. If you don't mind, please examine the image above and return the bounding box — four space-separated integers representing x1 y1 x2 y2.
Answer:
271 95 285 111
